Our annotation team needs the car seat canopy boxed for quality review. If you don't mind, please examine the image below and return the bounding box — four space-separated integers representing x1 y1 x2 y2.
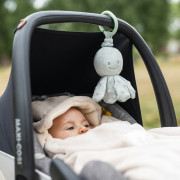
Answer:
30 28 141 124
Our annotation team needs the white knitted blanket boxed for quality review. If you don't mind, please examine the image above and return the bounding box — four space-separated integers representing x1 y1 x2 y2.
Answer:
43 119 180 180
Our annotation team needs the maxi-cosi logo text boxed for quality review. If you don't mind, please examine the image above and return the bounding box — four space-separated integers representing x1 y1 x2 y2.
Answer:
15 118 23 166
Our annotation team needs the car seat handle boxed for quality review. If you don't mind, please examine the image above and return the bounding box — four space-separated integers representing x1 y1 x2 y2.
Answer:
50 158 81 180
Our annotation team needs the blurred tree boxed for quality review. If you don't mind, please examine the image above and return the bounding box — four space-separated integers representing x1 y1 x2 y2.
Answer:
0 0 35 63
0 0 11 59
0 0 173 62
135 0 170 53
44 0 170 53
170 1 180 40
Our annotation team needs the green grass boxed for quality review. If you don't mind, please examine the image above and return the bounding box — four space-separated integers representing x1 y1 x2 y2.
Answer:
134 55 180 128
0 56 180 129
0 65 11 96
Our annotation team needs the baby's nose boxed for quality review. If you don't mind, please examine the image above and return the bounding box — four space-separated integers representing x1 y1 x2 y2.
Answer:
79 126 88 134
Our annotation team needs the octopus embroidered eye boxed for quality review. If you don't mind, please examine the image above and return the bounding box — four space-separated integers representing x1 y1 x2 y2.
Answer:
108 62 110 65
117 60 120 64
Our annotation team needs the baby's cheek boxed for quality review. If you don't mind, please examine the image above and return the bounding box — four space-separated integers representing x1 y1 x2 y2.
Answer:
66 130 78 137
58 130 78 139
55 130 68 139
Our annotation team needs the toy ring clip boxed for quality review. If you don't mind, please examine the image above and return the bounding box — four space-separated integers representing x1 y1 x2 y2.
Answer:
99 11 118 37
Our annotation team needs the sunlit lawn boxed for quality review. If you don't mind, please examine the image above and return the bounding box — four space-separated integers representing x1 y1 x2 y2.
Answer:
134 55 180 129
0 65 11 96
0 56 180 129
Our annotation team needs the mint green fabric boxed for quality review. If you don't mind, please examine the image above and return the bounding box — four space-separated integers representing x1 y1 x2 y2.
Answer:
99 11 118 37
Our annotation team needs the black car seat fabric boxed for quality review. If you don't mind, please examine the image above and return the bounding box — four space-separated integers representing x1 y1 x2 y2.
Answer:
0 77 14 155
30 28 142 125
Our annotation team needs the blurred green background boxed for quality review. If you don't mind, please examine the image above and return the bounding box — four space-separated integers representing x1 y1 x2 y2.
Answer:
0 0 180 129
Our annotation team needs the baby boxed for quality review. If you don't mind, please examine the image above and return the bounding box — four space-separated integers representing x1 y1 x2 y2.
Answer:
48 107 91 139
32 95 128 179
32 95 102 146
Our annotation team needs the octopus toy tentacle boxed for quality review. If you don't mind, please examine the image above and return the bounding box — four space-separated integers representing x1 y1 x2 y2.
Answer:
92 77 107 102
103 76 117 104
114 76 131 102
120 77 136 99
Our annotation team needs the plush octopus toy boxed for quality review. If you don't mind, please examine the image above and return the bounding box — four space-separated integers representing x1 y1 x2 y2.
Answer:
92 32 136 104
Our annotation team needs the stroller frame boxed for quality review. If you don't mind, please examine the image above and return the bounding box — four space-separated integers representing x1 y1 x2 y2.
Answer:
0 11 177 179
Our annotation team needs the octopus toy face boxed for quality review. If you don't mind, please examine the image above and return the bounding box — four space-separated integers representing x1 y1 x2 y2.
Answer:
94 47 123 76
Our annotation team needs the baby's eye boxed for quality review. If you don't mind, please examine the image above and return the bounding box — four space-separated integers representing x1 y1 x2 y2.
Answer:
67 126 74 130
84 124 89 128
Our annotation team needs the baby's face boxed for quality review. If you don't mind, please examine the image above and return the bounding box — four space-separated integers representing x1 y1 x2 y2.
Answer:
48 108 91 139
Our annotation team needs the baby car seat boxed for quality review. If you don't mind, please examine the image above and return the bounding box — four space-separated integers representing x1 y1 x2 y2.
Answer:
0 11 177 180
